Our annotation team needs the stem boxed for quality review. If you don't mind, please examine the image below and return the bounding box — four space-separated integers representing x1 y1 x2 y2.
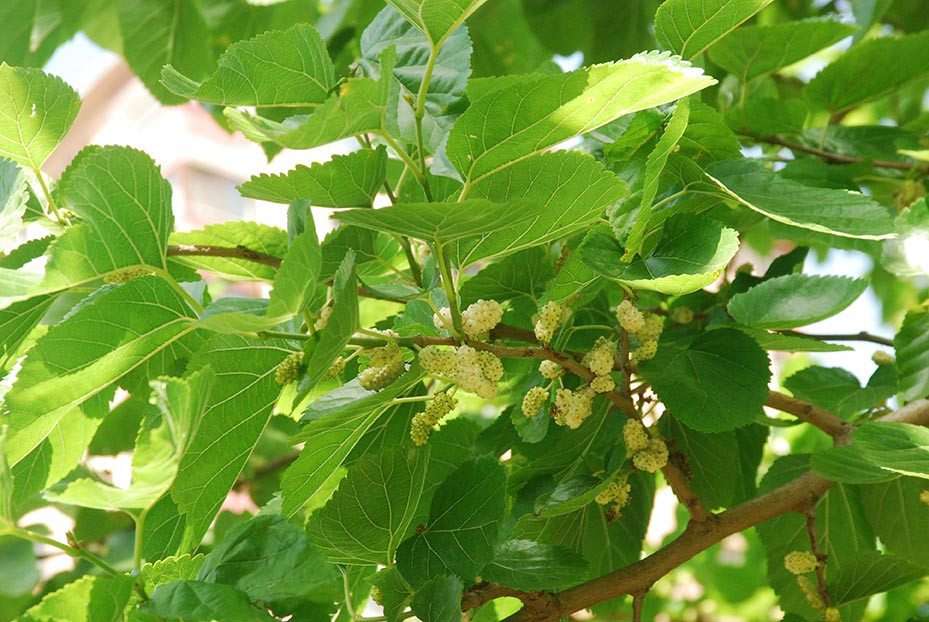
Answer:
433 242 462 334
389 395 432 404
3 527 121 576
34 168 69 225
766 391 849 438
380 132 432 199
775 329 894 347
411 43 439 202
804 508 832 609
255 329 312 341
166 244 282 269
342 567 357 619
133 509 146 570
751 134 922 172
153 268 203 314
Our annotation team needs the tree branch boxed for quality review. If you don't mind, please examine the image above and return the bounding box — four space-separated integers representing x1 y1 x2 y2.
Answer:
765 391 849 438
775 329 894 347
468 398 929 621
751 134 923 172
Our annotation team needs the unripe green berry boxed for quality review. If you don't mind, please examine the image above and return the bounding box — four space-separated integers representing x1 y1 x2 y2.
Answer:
323 356 345 380
584 337 616 376
595 479 631 508
670 307 694 324
631 339 658 363
275 352 304 385
632 438 668 473
784 551 819 575
370 585 383 606
534 301 567 344
522 386 548 418
419 346 457 376
539 360 563 380
919 489 929 507
796 575 823 610
314 305 332 330
616 300 645 334
636 313 664 341
872 350 895 366
823 607 840 622
590 374 615 393
410 412 432 446
433 307 453 331
623 419 649 454
103 266 151 284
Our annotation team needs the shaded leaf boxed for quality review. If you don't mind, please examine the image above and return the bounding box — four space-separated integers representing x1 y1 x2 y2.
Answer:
410 575 464 622
481 540 588 590
895 309 929 402
140 581 275 621
728 274 868 329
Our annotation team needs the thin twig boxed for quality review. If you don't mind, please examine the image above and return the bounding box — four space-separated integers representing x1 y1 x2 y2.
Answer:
804 508 832 609
753 134 923 171
775 329 894 347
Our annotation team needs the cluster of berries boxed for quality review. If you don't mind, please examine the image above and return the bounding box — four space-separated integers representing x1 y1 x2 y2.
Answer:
616 300 663 362
595 475 632 520
410 392 458 446
103 266 152 284
314 305 332 331
623 419 668 473
275 351 304 385
582 337 616 394
552 386 595 429
921 489 929 507
418 345 504 399
784 551 837 620
534 301 570 344
460 299 503 338
359 341 405 391
323 355 345 380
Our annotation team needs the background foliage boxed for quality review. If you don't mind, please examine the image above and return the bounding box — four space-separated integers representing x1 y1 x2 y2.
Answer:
2 0 929 621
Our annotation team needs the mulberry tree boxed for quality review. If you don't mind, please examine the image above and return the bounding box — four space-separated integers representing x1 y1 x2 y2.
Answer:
1 1 929 621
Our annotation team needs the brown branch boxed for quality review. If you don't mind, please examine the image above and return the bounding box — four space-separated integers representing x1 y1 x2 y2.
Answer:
471 398 929 621
765 391 850 438
167 244 283 268
775 329 894 347
753 134 923 172
804 508 832 609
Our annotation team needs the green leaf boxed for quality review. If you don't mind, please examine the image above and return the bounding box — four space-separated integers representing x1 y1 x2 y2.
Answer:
828 551 927 605
623 97 690 260
0 63 80 170
454 150 627 267
3 276 200 469
372 567 414 622
19 574 135 622
460 247 551 305
859 477 929 567
814 422 929 482
45 368 214 511
117 0 213 104
480 540 588 590
238 147 387 207
728 274 868 329
310 445 429 565
706 159 895 240
39 146 175 296
895 309 929 402
168 222 287 281
265 223 322 319
446 53 715 185
640 328 771 432
395 455 506 587
654 0 773 60
758 455 875 619
281 365 425 516
161 23 335 106
0 158 28 252
410 575 464 622
224 47 396 151
385 0 487 46
167 335 292 550
0 3 35 67
298 252 358 398
360 7 471 152
582 214 740 295
140 554 205 596
805 30 929 113
140 581 275 621
0 536 38 596
196 514 336 603
0 295 54 369
659 417 740 508
783 366 894 419
334 199 537 244
710 18 857 82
